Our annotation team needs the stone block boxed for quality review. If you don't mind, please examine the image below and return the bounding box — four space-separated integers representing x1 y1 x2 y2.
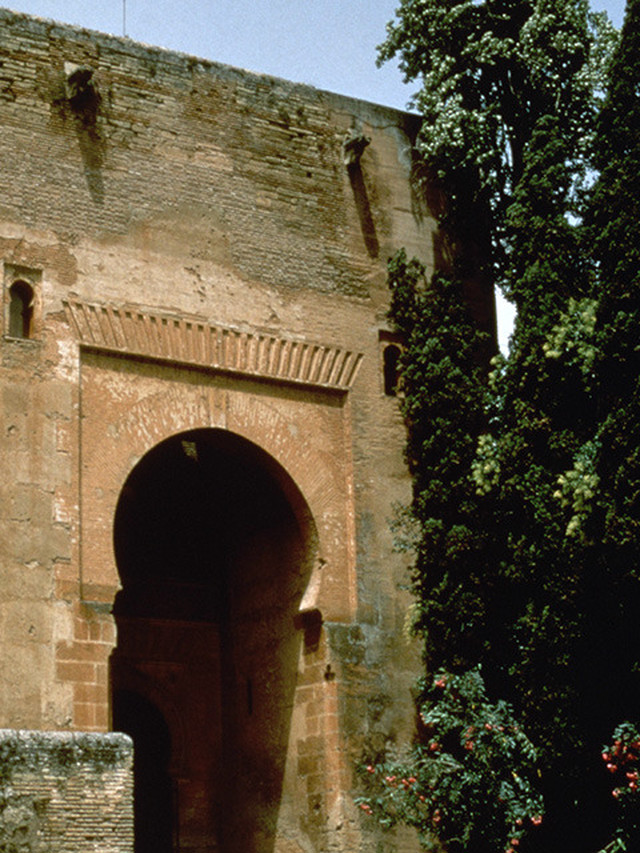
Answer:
0 560 52 601
0 599 53 646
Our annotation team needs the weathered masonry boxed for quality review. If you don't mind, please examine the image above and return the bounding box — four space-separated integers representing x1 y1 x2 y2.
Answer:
0 729 134 853
0 9 492 853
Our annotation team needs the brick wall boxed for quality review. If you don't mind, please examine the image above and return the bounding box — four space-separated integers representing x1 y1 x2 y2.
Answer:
0 729 133 853
0 9 431 303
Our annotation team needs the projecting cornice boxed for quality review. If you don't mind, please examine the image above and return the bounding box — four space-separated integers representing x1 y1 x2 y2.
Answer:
63 299 363 392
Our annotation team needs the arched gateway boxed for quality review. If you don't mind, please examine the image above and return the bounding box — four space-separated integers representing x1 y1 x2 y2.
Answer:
110 429 317 853
0 12 489 853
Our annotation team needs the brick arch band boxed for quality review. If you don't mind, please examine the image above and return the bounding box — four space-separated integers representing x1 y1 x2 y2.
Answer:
79 363 357 623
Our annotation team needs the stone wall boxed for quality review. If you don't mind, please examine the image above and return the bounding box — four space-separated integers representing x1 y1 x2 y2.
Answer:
0 9 493 852
0 9 431 300
0 729 133 853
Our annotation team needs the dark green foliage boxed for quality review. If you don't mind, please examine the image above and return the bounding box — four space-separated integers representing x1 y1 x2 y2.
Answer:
601 723 640 850
481 113 605 850
393 108 602 852
581 2 640 846
387 251 490 671
363 1 640 852
589 0 640 305
588 0 640 544
378 0 615 277
358 670 543 853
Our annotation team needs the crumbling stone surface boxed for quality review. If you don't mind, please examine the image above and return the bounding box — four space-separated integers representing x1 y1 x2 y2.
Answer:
0 729 133 853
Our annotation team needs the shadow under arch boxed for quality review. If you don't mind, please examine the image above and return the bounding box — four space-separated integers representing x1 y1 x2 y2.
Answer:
110 428 319 853
112 690 173 853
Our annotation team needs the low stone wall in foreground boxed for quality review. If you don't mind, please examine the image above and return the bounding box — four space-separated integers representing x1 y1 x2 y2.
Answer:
0 729 133 853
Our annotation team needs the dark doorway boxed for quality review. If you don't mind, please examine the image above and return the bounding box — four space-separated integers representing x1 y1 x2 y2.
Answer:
110 429 316 853
383 344 402 396
112 690 173 853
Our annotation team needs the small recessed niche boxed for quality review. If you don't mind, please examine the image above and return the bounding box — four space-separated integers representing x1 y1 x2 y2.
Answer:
9 281 34 339
379 330 404 397
4 265 41 340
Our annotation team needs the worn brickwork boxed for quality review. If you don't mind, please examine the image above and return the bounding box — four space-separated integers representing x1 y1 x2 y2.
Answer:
0 729 133 852
0 9 493 852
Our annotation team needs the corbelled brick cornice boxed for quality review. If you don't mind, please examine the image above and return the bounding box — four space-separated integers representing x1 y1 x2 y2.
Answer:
63 299 362 391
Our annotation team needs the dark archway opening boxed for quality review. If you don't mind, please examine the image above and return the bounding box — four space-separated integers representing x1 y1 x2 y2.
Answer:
8 280 34 339
383 344 401 397
112 690 173 853
111 429 316 853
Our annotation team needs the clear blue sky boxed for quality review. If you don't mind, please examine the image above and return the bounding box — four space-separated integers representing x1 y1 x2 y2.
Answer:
2 0 627 111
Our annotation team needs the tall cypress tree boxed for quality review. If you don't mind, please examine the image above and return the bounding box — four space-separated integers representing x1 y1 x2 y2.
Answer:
365 118 596 851
483 111 599 852
587 0 640 564
387 255 490 673
358 1 624 851
580 1 640 846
